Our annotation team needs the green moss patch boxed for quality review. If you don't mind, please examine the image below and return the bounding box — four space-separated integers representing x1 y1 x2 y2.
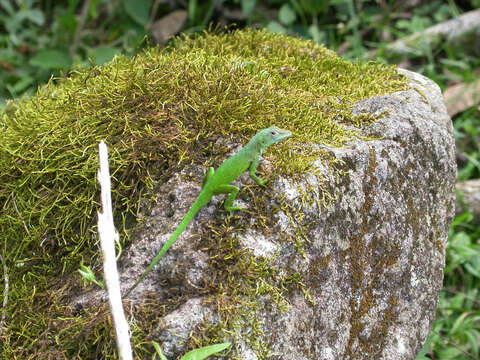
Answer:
0 28 408 357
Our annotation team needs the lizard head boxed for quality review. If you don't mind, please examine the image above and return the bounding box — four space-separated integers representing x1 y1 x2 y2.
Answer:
260 126 292 147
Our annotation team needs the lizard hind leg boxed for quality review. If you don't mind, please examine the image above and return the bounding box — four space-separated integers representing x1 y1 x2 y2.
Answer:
213 184 247 213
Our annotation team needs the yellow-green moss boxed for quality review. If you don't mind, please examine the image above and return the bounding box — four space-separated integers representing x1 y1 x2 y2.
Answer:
0 28 409 358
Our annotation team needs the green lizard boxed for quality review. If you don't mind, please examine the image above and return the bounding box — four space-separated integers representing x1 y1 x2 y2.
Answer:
125 126 292 296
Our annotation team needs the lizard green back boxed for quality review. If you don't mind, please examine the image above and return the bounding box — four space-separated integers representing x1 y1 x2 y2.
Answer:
125 126 291 296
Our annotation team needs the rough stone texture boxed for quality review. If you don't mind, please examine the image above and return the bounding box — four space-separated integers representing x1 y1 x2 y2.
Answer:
115 69 456 359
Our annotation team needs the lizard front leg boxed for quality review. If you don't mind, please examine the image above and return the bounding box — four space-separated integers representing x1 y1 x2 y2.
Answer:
249 155 265 186
213 184 246 213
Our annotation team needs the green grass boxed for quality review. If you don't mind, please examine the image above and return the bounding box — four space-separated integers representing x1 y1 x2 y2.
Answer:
418 211 480 360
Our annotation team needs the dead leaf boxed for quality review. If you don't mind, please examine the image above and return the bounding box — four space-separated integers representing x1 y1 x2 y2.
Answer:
443 79 480 117
150 10 187 45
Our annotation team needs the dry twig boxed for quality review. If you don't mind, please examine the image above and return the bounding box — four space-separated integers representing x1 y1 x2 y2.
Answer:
12 196 31 238
98 141 133 360
70 0 91 57
0 254 9 337
366 9 480 60
443 79 480 117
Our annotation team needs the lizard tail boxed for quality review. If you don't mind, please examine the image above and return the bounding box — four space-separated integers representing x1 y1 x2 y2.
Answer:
125 191 212 296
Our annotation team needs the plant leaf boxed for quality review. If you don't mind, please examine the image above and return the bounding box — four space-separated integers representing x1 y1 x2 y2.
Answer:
30 50 71 69
25 9 45 25
123 0 151 26
152 341 168 360
181 342 231 360
266 21 287 34
241 0 256 15
279 4 296 26
88 46 119 65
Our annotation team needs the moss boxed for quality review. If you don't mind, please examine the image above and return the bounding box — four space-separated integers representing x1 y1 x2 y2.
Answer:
343 147 405 359
0 28 409 358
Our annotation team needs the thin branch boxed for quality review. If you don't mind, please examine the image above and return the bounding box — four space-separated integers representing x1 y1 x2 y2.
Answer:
70 0 91 57
98 141 133 360
12 196 31 238
147 0 162 30
0 254 9 337
431 329 477 360
365 9 480 60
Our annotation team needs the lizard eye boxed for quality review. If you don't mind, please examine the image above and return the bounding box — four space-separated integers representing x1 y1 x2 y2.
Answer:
270 131 276 136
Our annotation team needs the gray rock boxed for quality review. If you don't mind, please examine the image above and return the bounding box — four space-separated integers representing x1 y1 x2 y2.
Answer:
119 69 456 359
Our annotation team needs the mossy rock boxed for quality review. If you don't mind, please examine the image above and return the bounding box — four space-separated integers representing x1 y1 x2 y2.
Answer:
0 29 409 358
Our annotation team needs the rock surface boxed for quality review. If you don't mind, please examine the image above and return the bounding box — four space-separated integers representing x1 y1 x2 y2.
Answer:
118 69 456 359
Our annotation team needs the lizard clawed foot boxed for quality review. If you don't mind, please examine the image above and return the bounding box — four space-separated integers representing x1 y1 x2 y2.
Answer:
225 206 247 214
